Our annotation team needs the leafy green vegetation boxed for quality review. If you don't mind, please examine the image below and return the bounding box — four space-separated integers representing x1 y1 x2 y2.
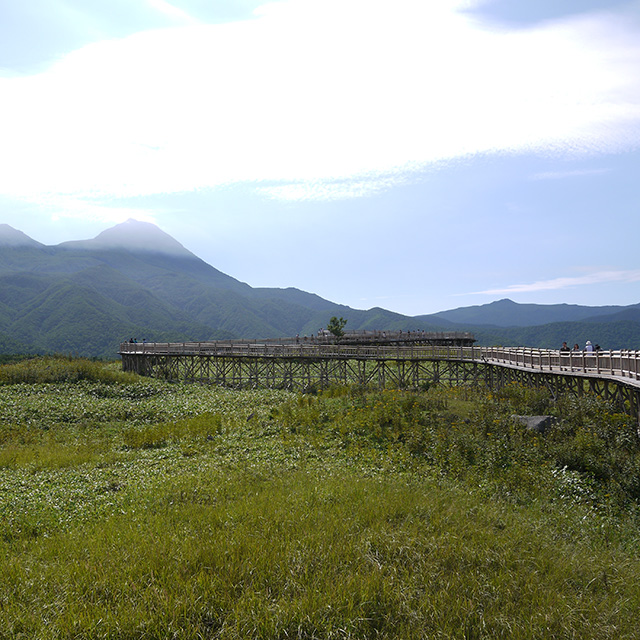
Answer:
327 315 347 337
1 358 640 638
0 356 138 385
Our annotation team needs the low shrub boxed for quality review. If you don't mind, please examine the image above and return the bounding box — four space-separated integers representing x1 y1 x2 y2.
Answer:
122 412 223 450
0 356 138 385
270 384 640 510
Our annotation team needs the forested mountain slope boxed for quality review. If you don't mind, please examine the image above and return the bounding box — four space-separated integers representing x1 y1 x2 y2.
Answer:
1 220 638 356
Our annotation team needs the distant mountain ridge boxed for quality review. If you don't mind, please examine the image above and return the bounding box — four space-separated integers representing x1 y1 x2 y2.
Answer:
426 298 640 327
0 224 44 248
0 220 639 357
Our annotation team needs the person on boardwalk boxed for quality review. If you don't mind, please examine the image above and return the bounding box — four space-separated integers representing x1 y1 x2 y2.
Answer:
585 341 594 352
560 342 570 351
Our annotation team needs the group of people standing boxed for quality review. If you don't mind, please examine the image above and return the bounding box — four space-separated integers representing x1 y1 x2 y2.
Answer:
560 341 601 352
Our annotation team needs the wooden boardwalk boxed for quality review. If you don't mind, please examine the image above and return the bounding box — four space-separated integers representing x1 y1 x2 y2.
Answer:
120 341 639 379
120 339 640 421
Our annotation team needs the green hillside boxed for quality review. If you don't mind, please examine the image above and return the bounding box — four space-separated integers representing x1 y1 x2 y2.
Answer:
0 226 437 356
1 220 639 356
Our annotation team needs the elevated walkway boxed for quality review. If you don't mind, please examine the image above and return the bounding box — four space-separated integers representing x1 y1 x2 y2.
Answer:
119 341 640 421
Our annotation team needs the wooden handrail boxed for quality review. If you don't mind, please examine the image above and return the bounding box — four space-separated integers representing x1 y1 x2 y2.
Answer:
119 342 640 385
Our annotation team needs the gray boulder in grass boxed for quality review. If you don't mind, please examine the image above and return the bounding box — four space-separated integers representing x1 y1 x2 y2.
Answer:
512 415 556 434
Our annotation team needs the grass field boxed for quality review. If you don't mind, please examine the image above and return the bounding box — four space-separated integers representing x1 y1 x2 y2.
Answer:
1 357 639 639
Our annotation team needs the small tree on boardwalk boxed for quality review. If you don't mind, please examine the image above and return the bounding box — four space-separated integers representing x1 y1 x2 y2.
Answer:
327 316 347 338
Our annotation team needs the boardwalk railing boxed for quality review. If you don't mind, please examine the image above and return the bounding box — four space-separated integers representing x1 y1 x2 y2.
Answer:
119 342 640 420
477 347 640 382
119 342 640 385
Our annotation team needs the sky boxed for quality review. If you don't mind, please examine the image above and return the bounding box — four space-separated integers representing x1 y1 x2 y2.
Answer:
0 0 639 317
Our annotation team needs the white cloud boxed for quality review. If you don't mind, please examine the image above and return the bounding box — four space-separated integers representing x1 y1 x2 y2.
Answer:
258 169 416 201
260 181 380 202
0 0 639 211
31 194 159 226
146 0 198 24
473 270 640 295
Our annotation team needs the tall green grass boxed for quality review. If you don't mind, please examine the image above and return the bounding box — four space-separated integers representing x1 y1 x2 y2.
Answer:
5 469 639 639
0 356 137 385
1 358 640 638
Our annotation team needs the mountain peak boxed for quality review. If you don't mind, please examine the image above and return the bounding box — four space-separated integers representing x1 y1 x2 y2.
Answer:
0 224 43 248
59 219 194 257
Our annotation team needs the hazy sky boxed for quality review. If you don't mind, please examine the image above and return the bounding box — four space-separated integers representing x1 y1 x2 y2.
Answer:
1 0 639 316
